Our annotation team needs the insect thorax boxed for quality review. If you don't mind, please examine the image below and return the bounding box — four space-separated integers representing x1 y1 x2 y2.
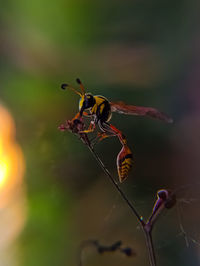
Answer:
93 95 112 123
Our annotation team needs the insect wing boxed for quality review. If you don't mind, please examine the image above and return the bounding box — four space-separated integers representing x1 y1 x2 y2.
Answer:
110 101 173 123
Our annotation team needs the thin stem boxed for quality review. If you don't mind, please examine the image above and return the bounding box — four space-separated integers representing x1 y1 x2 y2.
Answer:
87 145 157 266
61 118 174 266
87 145 144 227
144 229 156 266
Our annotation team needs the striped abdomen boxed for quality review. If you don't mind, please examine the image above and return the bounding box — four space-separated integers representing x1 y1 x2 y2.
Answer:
117 145 133 182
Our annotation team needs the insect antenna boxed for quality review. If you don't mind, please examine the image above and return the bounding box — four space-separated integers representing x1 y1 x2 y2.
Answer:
61 83 82 97
76 78 86 95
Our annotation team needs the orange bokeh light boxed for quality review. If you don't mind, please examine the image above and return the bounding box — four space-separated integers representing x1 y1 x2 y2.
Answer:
0 156 9 187
0 104 26 251
0 105 25 194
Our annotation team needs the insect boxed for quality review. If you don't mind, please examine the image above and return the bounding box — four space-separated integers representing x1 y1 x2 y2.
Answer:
61 78 172 183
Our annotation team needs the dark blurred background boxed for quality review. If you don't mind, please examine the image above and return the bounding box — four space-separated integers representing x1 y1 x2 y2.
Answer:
0 0 200 265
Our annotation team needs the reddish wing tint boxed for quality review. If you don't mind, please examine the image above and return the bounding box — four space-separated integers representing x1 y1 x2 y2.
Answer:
110 101 173 123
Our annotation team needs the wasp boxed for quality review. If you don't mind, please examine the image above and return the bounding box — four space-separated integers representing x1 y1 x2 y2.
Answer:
61 79 172 183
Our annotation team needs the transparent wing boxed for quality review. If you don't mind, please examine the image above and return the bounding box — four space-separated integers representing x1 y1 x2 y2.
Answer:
110 101 173 123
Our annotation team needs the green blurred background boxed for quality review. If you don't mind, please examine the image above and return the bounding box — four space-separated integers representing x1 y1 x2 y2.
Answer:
0 0 200 265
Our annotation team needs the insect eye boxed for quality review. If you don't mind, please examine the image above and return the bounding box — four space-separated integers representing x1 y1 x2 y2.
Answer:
83 94 95 109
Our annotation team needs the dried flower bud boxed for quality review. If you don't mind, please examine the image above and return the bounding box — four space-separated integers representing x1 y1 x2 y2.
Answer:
58 117 90 146
147 189 176 228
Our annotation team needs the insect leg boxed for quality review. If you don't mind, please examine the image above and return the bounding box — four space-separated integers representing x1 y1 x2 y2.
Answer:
99 122 133 182
90 132 115 148
79 120 96 133
87 121 115 148
99 122 127 146
71 112 82 121
97 121 117 140
82 111 92 117
71 110 91 124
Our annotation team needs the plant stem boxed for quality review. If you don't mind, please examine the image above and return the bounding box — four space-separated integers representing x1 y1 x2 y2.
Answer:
87 145 143 226
144 228 156 266
87 145 157 266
